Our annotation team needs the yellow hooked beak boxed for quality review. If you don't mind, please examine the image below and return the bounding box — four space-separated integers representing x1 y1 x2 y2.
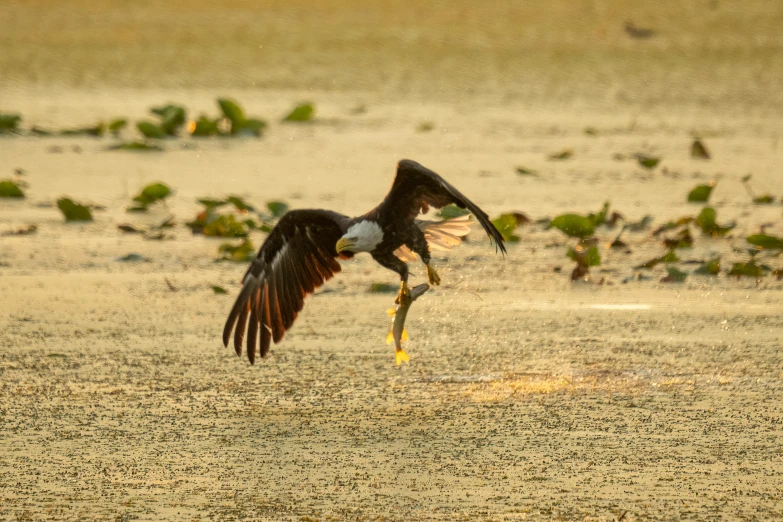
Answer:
336 237 355 253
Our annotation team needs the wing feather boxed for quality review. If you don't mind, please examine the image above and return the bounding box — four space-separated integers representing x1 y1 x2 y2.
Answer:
222 209 349 363
378 160 506 254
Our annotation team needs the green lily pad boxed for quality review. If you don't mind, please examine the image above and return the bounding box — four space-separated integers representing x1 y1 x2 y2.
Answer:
136 121 166 139
131 182 172 210
636 154 660 169
661 267 688 283
370 283 398 293
211 285 228 294
218 239 255 262
283 102 315 122
235 118 267 137
687 183 715 203
59 123 106 137
191 116 220 137
567 245 601 267
226 196 255 212
218 98 246 126
151 104 186 136
57 198 93 222
753 195 775 204
690 139 710 159
747 234 783 250
0 180 25 198
515 167 538 176
491 213 522 242
437 204 470 219
625 215 653 232
197 198 229 209
109 119 127 136
635 251 679 269
107 141 164 151
267 201 289 218
0 113 22 134
551 214 595 238
728 261 769 278
694 258 720 275
203 214 249 237
696 207 734 236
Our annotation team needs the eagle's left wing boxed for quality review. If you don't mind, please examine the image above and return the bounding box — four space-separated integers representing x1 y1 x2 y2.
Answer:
378 159 506 254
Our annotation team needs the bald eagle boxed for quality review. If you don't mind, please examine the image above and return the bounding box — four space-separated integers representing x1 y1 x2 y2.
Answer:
223 159 506 363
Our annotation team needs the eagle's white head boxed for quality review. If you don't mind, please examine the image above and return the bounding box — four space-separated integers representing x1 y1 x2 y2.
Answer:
336 220 384 253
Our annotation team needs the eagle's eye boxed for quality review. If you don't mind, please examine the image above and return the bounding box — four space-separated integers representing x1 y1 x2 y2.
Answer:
349 237 358 241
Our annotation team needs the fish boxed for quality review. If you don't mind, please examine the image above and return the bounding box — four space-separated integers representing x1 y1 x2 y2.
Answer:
386 283 430 364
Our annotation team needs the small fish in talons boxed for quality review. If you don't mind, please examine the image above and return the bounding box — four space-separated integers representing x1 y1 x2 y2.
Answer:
386 283 430 364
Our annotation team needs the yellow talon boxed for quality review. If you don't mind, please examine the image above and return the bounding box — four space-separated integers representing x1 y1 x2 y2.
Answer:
426 264 441 286
395 280 411 305
395 349 409 365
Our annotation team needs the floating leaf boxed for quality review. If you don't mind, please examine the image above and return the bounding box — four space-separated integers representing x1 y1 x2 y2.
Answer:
437 204 470 219
515 167 538 176
131 182 172 210
691 138 710 160
0 180 25 198
234 118 267 137
56 198 93 222
190 116 220 137
728 261 769 278
652 216 694 236
197 198 229 210
567 246 601 267
218 98 246 126
109 119 127 135
0 114 21 134
59 123 106 137
107 141 164 151
753 195 775 204
661 267 688 283
283 102 315 123
687 182 715 203
370 283 397 293
548 149 573 161
226 196 255 213
551 214 595 238
151 104 186 136
267 201 289 218
136 121 166 139
696 207 734 236
218 239 255 262
203 214 249 237
695 258 720 275
662 228 694 249
636 154 660 169
211 285 228 294
116 253 150 262
491 213 522 242
635 251 679 269
590 202 610 227
747 234 783 250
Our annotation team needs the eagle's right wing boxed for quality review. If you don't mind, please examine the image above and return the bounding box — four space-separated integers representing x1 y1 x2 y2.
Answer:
222 209 351 363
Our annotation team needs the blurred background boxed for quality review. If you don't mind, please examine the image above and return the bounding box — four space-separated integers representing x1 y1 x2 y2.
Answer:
3 0 783 112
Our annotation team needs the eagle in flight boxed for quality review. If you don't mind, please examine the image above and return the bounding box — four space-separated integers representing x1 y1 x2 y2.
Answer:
223 159 506 363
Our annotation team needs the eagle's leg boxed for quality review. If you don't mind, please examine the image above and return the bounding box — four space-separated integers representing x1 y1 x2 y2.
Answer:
426 264 441 286
371 250 410 304
408 227 441 286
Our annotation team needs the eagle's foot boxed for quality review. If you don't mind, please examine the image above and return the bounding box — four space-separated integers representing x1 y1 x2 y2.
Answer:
395 348 409 365
395 281 411 305
426 264 441 286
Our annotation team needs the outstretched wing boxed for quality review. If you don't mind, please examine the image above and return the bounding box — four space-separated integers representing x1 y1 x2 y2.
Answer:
222 209 351 364
378 159 506 254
